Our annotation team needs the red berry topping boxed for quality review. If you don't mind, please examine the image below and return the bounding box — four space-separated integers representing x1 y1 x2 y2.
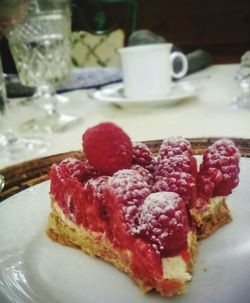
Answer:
132 142 156 173
108 169 150 209
197 139 240 198
152 172 196 206
82 122 133 175
131 164 155 187
105 169 150 247
83 161 101 180
156 137 197 180
56 158 87 182
50 158 87 211
202 139 240 169
155 154 197 180
159 137 192 160
133 192 189 256
197 167 223 199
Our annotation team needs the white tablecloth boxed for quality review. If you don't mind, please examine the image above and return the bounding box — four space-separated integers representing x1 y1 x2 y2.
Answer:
1 64 249 169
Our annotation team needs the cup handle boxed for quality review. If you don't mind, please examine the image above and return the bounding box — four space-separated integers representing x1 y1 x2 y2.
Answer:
170 52 188 79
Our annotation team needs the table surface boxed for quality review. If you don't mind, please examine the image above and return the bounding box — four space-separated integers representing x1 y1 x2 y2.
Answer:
0 63 250 200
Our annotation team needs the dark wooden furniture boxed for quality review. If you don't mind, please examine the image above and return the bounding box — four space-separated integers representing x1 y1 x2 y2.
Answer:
136 0 250 63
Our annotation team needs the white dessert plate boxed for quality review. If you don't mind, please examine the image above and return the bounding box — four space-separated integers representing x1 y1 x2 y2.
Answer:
91 81 200 107
0 158 250 303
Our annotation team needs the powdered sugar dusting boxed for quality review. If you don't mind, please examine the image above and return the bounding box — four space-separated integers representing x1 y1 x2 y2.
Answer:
132 142 156 172
152 172 196 206
155 154 193 179
107 169 151 230
132 191 189 254
85 176 109 201
204 139 240 168
133 192 182 235
109 169 150 204
61 157 80 165
159 137 192 159
197 138 240 198
57 157 86 182
143 192 180 213
131 164 155 186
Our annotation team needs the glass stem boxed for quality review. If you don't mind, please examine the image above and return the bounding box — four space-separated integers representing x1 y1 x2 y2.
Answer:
35 84 59 116
0 47 18 142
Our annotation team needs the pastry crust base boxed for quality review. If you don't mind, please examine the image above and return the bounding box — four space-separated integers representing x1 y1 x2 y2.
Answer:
190 197 232 240
47 201 197 296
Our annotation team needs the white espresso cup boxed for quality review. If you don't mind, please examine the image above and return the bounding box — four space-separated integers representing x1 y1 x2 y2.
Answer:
118 43 188 99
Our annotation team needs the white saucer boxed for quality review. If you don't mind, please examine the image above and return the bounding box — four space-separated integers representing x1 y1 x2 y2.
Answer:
91 81 200 107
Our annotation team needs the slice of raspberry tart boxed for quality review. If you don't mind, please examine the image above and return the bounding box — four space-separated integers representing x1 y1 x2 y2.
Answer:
47 122 240 296
189 139 240 239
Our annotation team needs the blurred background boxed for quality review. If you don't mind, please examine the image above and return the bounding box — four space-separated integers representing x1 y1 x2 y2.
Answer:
135 0 250 64
1 0 250 75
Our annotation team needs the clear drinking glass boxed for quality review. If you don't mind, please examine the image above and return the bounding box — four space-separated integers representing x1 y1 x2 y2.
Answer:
232 51 250 110
0 0 50 164
7 0 83 133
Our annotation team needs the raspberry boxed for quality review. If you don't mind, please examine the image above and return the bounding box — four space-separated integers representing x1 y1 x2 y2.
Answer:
82 122 133 175
155 154 197 180
107 169 150 209
152 172 196 206
156 137 197 180
133 192 189 256
56 158 87 182
105 169 151 248
132 142 156 173
202 139 240 169
159 137 192 160
50 158 100 193
197 139 240 198
84 176 109 231
83 161 100 180
50 158 87 210
131 164 155 187
197 167 223 199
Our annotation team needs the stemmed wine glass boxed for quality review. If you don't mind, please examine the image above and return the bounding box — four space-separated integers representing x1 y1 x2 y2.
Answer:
232 51 250 110
7 0 83 133
0 0 50 163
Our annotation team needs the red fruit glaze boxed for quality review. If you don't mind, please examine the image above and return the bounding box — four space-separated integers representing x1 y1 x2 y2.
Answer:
63 178 88 226
84 176 109 231
152 172 196 207
197 139 240 199
105 169 150 248
82 122 133 175
132 142 157 173
133 192 189 257
131 239 163 288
